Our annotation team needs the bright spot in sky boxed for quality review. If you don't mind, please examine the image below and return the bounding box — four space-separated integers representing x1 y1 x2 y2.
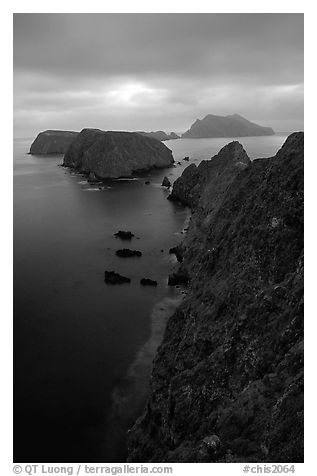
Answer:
107 82 163 105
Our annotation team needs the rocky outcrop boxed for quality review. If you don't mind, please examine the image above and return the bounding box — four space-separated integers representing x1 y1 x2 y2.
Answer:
169 246 183 263
182 114 274 138
162 176 171 188
140 278 158 287
168 141 251 207
116 249 142 258
137 131 180 141
128 132 304 463
29 130 78 154
114 231 135 240
104 271 131 284
63 129 174 179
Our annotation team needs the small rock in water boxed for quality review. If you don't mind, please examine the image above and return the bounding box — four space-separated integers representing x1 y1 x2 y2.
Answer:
161 176 171 187
140 278 158 286
114 230 135 240
88 171 98 183
104 271 131 284
116 249 142 258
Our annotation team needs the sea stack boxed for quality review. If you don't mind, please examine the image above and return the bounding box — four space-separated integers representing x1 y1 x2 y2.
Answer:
63 128 174 179
29 130 78 154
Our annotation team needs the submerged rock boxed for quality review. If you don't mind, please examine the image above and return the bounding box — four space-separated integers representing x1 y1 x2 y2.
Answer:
63 128 174 179
104 271 131 284
114 230 135 240
140 278 158 286
116 249 142 258
29 130 78 155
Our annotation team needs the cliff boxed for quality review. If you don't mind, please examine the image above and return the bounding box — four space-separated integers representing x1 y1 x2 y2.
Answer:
29 130 78 154
63 129 174 179
182 114 274 138
137 131 180 141
128 132 304 463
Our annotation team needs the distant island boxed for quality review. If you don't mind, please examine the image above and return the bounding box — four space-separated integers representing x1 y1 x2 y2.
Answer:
29 116 274 156
63 128 174 179
29 130 79 154
182 113 274 138
136 131 180 141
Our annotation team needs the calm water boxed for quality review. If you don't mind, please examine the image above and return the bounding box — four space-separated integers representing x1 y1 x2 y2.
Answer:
14 133 288 462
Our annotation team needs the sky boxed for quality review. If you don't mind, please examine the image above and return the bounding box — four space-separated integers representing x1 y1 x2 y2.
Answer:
13 13 304 138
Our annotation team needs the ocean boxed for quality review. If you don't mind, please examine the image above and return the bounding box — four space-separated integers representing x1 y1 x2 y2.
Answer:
13 133 289 462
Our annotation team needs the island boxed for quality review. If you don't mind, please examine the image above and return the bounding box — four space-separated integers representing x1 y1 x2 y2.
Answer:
128 132 303 463
63 128 174 179
29 130 79 154
137 131 180 141
182 113 274 138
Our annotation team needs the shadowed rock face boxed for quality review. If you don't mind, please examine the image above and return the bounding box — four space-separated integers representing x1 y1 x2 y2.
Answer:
169 141 251 208
182 113 274 138
29 130 78 154
63 128 174 179
128 132 303 463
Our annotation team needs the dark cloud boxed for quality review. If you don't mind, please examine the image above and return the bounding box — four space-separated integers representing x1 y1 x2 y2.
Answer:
13 13 304 137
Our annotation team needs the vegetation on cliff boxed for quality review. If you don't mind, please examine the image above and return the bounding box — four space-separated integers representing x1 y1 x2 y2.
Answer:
63 129 174 179
128 132 303 463
29 130 78 155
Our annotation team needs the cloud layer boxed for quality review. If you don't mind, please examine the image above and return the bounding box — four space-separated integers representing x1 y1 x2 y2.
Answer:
14 13 304 137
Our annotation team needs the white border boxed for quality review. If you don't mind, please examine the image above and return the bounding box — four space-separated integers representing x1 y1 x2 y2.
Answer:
2 2 313 474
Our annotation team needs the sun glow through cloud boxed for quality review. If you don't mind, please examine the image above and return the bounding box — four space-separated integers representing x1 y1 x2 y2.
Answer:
106 82 166 106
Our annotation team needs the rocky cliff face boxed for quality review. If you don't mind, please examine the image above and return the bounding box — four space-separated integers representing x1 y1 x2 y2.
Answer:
182 114 274 138
63 129 174 179
127 132 304 463
29 130 78 154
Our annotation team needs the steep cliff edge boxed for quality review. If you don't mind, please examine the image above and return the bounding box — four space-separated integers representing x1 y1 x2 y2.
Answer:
182 114 274 138
63 129 174 179
30 130 78 154
128 132 304 463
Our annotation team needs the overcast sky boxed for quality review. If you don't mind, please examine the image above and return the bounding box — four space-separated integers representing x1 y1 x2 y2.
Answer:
14 13 303 138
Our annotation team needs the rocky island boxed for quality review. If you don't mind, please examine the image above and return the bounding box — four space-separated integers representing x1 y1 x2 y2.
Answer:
137 131 180 141
29 130 78 154
63 128 174 179
128 132 303 463
182 114 274 138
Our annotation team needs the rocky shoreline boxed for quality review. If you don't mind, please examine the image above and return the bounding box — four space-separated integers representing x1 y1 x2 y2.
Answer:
127 132 304 463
